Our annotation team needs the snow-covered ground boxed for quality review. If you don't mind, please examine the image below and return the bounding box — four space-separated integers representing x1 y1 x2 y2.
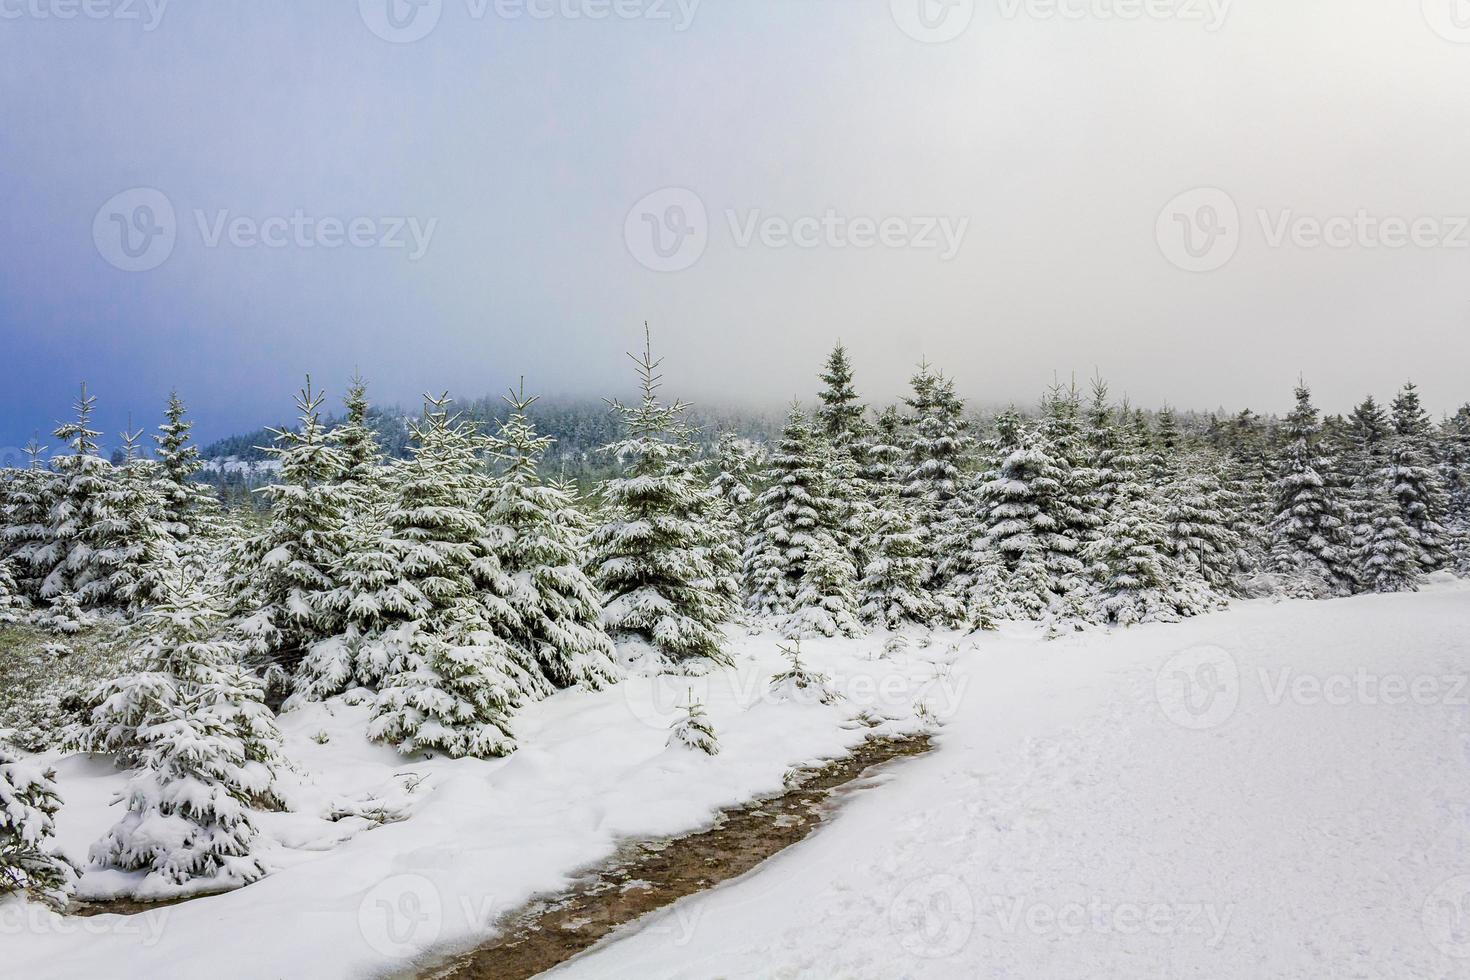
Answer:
7 581 1470 978
554 577 1470 979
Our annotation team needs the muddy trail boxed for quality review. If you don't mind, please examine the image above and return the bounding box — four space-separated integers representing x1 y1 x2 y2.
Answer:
415 733 932 980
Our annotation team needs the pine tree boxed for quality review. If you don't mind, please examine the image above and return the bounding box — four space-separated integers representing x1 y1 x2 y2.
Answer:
332 375 384 495
666 690 719 755
152 391 220 547
290 503 426 704
1386 382 1451 572
816 343 865 445
0 743 77 910
0 556 26 622
744 408 831 618
86 577 283 891
1162 453 1244 594
485 383 619 690
858 486 943 629
1355 475 1422 593
768 641 839 704
900 365 970 589
979 411 1081 622
786 529 862 638
587 329 732 667
1441 405 1470 575
0 440 55 600
90 425 174 610
231 378 352 669
367 394 539 759
39 383 116 607
1085 426 1209 625
1270 383 1356 597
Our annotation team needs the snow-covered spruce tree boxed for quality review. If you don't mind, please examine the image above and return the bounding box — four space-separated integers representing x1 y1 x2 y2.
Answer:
743 407 832 617
1341 396 1394 578
1442 405 1470 574
900 365 970 591
152 391 220 547
0 744 77 910
1269 383 1356 597
1161 453 1245 595
858 483 941 629
86 577 283 891
332 374 384 496
0 556 26 623
786 528 862 638
230 378 351 671
1084 425 1210 625
815 343 876 573
979 410 1083 625
87 425 174 611
668 430 744 625
666 690 719 755
484 384 619 690
0 440 55 600
1355 474 1422 593
1221 409 1275 575
367 394 540 759
1386 382 1451 573
587 332 733 667
710 431 760 530
38 383 116 608
290 503 425 704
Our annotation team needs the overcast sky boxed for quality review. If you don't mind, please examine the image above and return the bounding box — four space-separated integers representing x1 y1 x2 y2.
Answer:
2 0 1469 451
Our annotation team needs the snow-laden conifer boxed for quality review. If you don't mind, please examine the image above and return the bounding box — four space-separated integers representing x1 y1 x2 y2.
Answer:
231 378 351 668
586 329 732 667
744 408 831 618
152 391 220 547
1269 383 1356 597
666 689 719 755
367 394 537 758
0 744 77 910
485 383 619 690
85 574 283 892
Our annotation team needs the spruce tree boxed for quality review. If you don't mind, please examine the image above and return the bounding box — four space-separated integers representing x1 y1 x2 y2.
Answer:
367 394 539 758
587 329 732 667
667 690 719 755
485 384 619 690
39 383 115 607
858 486 940 629
1356 475 1421 593
0 441 53 601
743 408 831 617
1269 383 1355 597
231 378 351 668
86 577 283 891
786 529 862 638
1162 453 1244 595
900 365 970 586
1441 405 1470 575
0 744 77 910
153 391 220 546
979 411 1081 623
1386 382 1451 572
332 374 384 498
